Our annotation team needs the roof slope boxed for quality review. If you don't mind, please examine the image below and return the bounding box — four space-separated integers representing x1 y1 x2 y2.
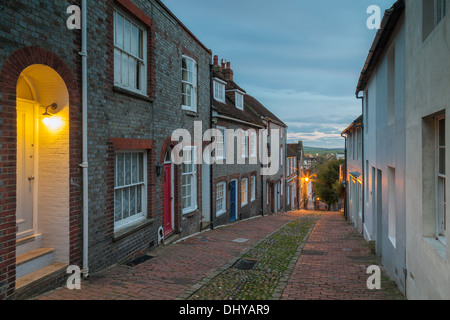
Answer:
356 0 404 94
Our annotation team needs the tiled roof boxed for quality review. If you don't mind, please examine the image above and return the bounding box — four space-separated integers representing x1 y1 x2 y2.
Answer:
244 95 286 127
287 144 298 157
213 94 264 127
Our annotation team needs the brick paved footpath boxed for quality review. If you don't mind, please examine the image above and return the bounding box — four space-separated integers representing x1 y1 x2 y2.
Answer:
35 211 404 300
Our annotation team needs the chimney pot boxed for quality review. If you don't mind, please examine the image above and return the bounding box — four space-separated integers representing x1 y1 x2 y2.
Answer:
226 62 231 69
214 55 218 66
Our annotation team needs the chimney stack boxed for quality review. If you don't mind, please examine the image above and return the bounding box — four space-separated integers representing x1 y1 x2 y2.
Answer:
213 55 219 66
223 61 233 81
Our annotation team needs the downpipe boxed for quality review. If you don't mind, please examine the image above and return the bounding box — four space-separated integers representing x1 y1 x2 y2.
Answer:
80 0 89 279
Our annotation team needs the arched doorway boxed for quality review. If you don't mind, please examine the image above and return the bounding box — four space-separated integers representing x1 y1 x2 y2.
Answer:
15 65 70 281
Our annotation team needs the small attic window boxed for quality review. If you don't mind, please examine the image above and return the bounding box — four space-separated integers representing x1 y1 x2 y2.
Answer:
236 92 244 110
213 78 226 103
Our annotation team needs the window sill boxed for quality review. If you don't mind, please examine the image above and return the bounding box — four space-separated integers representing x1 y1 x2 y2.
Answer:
182 109 199 117
112 218 155 243
216 209 227 217
113 85 154 102
182 206 198 217
424 236 446 259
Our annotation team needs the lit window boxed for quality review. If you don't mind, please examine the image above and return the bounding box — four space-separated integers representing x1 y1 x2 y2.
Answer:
182 56 197 112
181 147 197 214
114 9 147 95
241 178 248 207
216 182 226 216
114 151 147 230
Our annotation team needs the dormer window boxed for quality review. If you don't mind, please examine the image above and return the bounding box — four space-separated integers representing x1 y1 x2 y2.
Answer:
213 78 226 103
235 91 244 110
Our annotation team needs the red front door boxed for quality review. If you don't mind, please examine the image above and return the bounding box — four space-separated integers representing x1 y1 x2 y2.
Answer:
164 164 173 236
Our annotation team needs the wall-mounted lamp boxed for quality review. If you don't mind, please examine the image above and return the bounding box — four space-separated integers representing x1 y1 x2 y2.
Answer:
156 163 164 177
42 103 58 116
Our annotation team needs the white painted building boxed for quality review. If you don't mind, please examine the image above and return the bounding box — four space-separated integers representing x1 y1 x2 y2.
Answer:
355 0 450 299
404 0 450 299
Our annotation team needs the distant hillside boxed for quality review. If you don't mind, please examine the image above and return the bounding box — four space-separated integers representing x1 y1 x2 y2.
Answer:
304 146 344 156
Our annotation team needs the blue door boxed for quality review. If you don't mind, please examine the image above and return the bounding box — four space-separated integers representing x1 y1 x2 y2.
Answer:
230 181 237 222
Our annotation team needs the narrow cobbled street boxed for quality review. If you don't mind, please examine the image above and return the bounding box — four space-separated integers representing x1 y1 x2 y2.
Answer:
35 210 404 301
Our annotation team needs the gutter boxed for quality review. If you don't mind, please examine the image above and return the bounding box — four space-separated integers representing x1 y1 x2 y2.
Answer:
80 0 89 279
357 93 365 233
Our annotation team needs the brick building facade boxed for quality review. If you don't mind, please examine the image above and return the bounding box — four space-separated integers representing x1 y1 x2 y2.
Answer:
0 0 288 300
0 0 211 299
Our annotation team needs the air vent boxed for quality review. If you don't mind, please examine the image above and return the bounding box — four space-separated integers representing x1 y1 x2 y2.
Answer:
234 258 259 270
125 255 154 267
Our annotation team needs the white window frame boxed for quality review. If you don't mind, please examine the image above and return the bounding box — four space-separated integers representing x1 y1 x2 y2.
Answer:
235 91 244 110
436 115 446 244
114 9 147 96
241 178 248 207
182 55 197 112
181 146 198 214
250 131 257 158
213 78 226 103
241 131 249 159
216 126 227 161
251 176 256 202
114 150 147 231
267 182 270 205
216 182 227 216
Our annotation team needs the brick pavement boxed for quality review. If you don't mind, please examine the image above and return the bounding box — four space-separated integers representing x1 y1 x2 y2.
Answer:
281 212 404 300
35 210 404 300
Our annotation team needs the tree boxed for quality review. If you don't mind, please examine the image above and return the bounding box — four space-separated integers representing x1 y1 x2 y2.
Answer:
314 159 344 209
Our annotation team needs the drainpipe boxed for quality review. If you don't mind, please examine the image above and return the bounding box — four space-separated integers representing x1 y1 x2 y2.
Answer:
357 92 365 233
209 62 214 230
80 0 89 279
340 132 348 220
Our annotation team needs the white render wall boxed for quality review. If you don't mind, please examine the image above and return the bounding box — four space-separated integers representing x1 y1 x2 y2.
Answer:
404 0 450 300
363 14 407 294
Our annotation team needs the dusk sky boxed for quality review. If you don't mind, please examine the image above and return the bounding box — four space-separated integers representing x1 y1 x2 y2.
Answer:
161 0 396 148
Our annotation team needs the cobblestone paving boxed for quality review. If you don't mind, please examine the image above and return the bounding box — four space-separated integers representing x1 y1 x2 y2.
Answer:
35 211 405 301
185 214 319 300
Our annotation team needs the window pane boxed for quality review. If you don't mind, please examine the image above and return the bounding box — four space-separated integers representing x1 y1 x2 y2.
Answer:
115 13 124 49
114 48 121 84
129 56 136 90
131 24 139 57
116 153 124 187
124 18 131 53
130 186 136 216
137 185 142 213
139 153 144 181
139 29 144 59
123 188 130 219
439 118 445 146
439 148 446 175
121 52 129 87
115 189 122 222
125 153 131 185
